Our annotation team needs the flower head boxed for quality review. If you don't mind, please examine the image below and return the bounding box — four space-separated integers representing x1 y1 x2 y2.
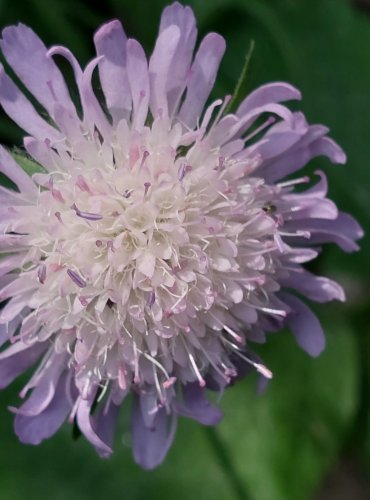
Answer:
0 2 362 468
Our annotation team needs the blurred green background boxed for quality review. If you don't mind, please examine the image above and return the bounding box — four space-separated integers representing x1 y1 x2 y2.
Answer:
0 0 370 499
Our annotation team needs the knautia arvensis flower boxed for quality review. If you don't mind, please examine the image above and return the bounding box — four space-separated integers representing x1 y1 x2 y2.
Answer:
0 2 362 468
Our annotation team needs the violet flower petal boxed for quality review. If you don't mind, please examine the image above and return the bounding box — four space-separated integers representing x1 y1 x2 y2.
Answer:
0 65 62 142
126 39 150 130
92 400 121 457
0 24 76 118
237 82 302 116
76 389 113 458
149 25 180 118
178 32 226 129
281 292 326 357
132 397 177 470
175 382 223 425
0 343 46 389
159 2 197 114
14 371 71 444
94 20 131 123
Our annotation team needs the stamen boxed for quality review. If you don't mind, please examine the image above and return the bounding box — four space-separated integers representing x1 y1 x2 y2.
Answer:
279 230 311 239
163 376 177 389
178 163 186 181
79 296 88 306
118 365 127 390
140 151 150 169
153 365 165 404
144 182 151 196
214 95 231 125
54 211 63 223
208 312 245 344
123 189 133 199
52 188 65 204
196 343 232 384
244 116 276 143
76 175 91 193
71 203 103 221
257 306 286 317
223 324 245 345
178 164 192 181
107 241 115 252
146 291 156 308
133 342 140 385
277 176 310 188
188 353 206 387
170 288 188 312
97 380 109 403
222 364 237 378
274 233 286 252
255 363 273 379
67 269 87 288
37 263 46 284
223 339 273 380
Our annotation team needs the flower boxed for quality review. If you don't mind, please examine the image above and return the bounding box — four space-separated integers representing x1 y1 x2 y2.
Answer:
0 2 362 469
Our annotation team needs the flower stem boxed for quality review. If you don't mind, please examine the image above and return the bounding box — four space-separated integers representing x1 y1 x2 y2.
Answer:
204 426 253 500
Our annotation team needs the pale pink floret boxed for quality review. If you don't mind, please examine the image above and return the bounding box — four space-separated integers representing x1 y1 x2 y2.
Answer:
0 2 362 469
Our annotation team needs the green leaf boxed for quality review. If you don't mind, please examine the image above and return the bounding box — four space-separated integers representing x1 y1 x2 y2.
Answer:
12 151 45 176
216 313 358 500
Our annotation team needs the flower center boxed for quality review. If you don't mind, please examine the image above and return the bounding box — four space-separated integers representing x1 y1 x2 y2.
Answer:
20 127 279 390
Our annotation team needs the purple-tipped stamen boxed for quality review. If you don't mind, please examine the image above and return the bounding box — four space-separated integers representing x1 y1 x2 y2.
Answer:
71 203 103 221
147 291 156 308
76 175 91 193
37 263 46 284
67 269 87 288
123 189 133 199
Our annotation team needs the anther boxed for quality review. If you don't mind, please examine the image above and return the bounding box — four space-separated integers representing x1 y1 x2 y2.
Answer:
67 269 87 288
107 241 115 252
163 376 177 389
147 291 156 308
178 163 192 181
37 263 46 284
71 203 102 221
140 151 150 169
123 189 133 199
223 324 245 345
52 188 65 204
54 212 63 223
79 296 88 306
76 175 91 193
255 363 273 379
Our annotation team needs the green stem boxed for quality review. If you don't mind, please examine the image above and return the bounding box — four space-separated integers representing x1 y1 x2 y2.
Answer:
204 426 253 500
225 40 255 115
